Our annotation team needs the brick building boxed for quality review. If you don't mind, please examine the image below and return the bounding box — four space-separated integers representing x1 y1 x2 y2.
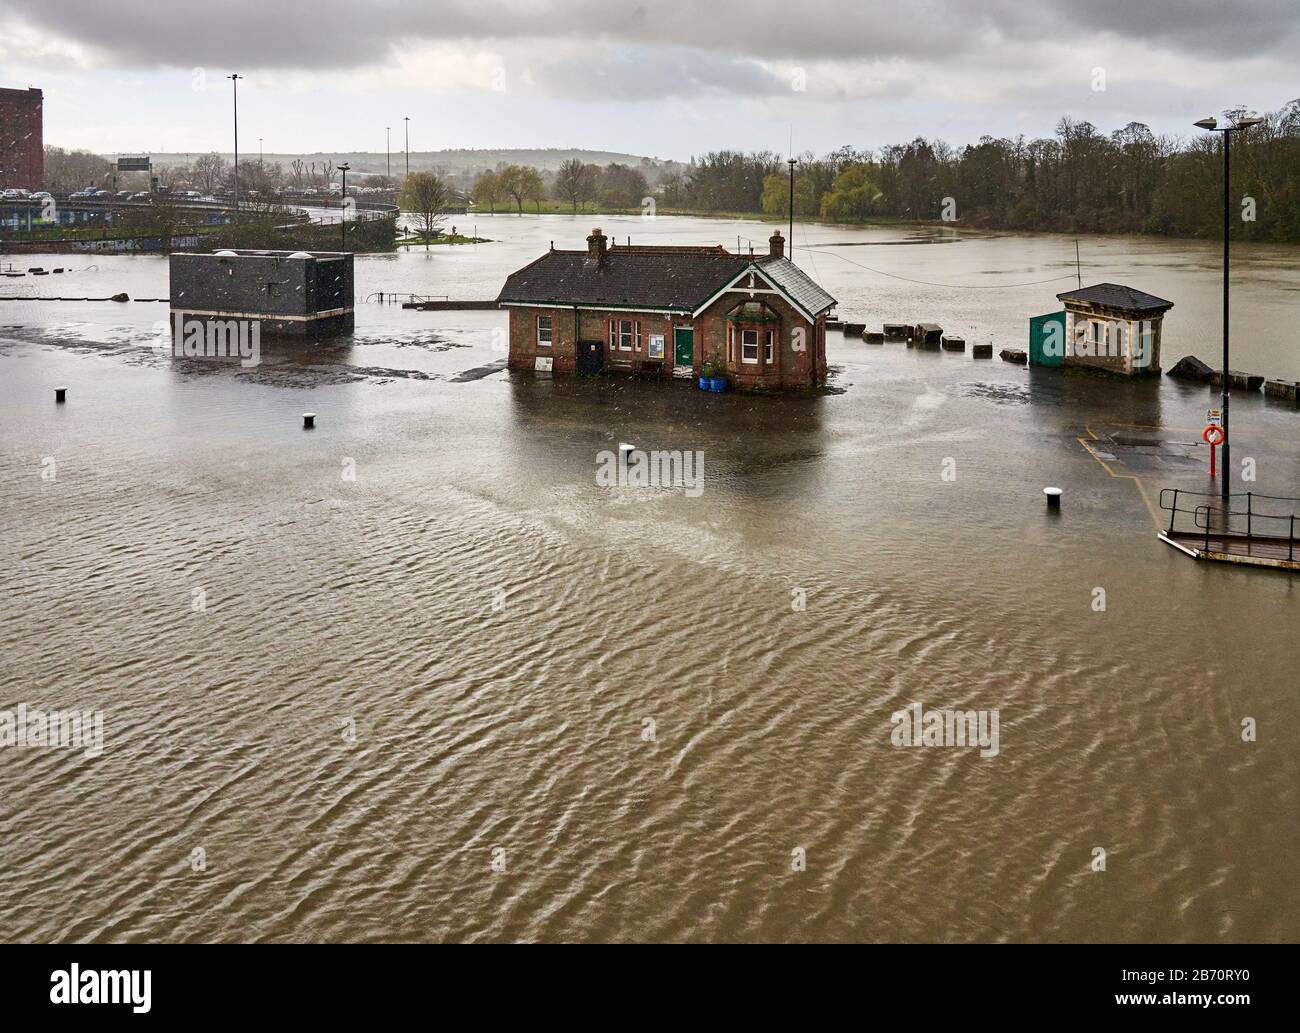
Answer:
498 228 835 391
0 87 43 190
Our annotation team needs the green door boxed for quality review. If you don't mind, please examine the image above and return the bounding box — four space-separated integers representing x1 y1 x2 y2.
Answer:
674 327 694 367
1029 311 1066 367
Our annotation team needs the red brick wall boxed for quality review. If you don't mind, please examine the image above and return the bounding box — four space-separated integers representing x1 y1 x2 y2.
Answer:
696 291 824 390
507 305 696 376
0 88 43 190
504 286 828 390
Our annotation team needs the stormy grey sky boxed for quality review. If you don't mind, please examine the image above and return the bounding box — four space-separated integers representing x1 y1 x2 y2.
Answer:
2 0 1295 158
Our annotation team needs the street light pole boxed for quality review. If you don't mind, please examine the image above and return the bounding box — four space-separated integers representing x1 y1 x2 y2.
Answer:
338 162 350 252
1194 114 1263 500
787 158 797 264
404 116 410 179
228 73 242 219
1221 127 1230 498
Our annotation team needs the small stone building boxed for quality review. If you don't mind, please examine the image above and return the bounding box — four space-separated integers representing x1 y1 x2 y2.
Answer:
497 229 835 391
1054 283 1174 376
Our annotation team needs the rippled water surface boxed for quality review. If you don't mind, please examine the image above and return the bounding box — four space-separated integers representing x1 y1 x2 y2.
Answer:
1 216 1298 942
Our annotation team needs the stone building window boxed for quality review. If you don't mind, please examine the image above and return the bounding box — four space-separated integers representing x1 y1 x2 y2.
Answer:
537 314 552 346
1088 321 1105 350
741 329 759 364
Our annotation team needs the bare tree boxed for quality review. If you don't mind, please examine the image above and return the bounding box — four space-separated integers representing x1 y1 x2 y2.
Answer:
399 171 452 240
194 152 228 194
553 158 592 212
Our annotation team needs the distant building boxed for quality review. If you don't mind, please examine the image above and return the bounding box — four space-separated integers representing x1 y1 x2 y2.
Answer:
497 228 836 391
170 249 354 337
0 87 43 190
1030 283 1174 376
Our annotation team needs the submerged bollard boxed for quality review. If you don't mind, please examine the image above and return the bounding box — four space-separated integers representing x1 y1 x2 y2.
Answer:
55 386 67 403
303 412 316 429
1044 486 1062 510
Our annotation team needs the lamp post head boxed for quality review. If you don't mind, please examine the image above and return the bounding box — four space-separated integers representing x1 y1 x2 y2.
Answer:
1234 116 1264 129
1193 117 1219 131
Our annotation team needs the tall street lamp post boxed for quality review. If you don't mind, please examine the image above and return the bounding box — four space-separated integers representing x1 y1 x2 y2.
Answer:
1194 113 1264 500
227 74 242 219
338 163 350 251
404 116 410 179
787 158 797 264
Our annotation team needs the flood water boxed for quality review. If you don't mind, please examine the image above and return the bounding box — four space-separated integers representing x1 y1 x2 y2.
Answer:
1 215 1298 943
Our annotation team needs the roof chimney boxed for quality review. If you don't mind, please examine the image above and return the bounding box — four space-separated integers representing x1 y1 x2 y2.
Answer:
769 229 785 259
585 227 608 267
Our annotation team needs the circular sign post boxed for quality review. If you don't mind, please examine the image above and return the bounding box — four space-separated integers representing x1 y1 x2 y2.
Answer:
1203 424 1226 479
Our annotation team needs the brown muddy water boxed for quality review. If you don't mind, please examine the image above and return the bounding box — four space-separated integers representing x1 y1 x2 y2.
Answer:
1 216 1298 943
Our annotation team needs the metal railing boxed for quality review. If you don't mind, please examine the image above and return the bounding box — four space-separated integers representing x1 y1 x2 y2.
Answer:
1159 488 1299 560
364 292 450 304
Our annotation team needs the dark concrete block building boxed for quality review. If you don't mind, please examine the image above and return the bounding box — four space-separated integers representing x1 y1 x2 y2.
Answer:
0 87 44 190
169 249 355 336
498 229 835 391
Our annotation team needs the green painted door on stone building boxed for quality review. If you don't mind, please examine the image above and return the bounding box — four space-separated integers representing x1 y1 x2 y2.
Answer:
1029 310 1066 367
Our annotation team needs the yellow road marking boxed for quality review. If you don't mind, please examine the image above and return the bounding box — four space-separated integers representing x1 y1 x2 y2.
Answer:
1078 425 1161 529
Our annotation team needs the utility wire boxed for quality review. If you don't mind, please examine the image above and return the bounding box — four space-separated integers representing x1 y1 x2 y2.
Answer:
791 242 1080 290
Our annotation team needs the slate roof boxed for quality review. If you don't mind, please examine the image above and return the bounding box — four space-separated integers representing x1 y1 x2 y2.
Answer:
1056 283 1174 313
756 257 837 319
497 244 837 318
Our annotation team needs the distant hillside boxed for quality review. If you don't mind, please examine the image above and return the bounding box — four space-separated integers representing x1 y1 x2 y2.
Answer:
139 148 678 177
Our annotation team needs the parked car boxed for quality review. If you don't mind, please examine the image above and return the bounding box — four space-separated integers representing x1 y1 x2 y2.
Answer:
129 192 151 201
116 191 133 200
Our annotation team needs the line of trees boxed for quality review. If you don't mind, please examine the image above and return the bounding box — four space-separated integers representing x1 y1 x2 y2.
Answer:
469 160 652 214
656 102 1300 242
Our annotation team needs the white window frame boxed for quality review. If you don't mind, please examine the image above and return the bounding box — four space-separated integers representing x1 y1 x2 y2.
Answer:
610 317 639 352
764 329 774 363
536 314 553 347
741 328 759 364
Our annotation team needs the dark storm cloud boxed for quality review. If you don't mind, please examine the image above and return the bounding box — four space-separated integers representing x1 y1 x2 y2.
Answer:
6 0 1298 76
